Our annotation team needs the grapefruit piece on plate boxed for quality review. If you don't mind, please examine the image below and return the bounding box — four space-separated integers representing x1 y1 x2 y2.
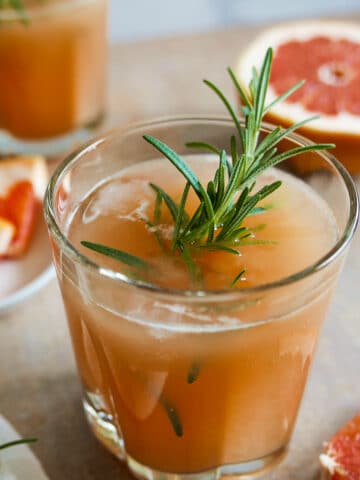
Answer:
236 20 360 174
3 181 40 258
0 155 48 258
320 412 360 479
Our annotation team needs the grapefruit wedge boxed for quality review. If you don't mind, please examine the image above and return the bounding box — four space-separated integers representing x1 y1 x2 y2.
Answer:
236 20 360 173
0 155 48 258
320 412 360 479
4 181 40 257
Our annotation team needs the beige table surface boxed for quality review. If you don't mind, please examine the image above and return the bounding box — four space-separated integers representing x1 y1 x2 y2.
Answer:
1 23 360 480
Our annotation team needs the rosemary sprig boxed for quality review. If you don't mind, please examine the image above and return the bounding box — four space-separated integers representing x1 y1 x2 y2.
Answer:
0 0 46 25
160 399 183 437
0 438 37 450
82 47 334 289
1 0 28 24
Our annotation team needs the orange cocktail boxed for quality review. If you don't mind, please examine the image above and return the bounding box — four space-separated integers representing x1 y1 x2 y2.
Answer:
45 118 358 479
0 0 107 141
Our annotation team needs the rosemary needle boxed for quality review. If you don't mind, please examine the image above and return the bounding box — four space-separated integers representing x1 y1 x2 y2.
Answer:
81 241 150 271
187 362 201 384
0 438 37 450
160 399 183 437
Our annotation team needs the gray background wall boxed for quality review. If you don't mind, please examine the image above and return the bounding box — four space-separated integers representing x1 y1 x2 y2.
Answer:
109 0 360 43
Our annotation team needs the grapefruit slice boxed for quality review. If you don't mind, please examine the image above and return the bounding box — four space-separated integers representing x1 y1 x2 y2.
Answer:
236 20 360 173
4 181 40 257
320 412 360 479
0 155 48 258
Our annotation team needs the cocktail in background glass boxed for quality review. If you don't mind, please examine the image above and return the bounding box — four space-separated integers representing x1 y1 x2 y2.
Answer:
0 0 107 154
44 117 358 479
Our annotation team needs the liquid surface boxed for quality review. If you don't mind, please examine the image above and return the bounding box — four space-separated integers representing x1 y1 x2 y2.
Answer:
69 155 337 291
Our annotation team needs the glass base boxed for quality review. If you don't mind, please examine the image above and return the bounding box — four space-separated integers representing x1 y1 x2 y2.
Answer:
83 396 125 460
0 113 104 158
125 453 284 480
83 397 287 480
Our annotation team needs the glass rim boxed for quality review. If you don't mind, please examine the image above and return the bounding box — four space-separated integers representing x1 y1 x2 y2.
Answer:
0 0 100 22
44 115 359 301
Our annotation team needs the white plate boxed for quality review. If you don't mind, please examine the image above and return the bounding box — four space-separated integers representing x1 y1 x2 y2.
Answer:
0 217 55 314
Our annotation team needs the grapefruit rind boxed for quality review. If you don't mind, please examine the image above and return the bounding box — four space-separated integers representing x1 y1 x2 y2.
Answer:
236 20 360 135
0 218 15 256
320 451 347 478
0 155 48 199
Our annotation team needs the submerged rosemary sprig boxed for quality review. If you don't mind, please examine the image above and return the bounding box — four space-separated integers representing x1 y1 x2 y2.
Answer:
187 362 201 384
83 47 334 288
160 398 183 437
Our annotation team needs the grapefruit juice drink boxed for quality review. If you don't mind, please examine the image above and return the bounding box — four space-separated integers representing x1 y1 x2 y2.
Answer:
66 158 335 469
0 0 107 141
45 118 358 479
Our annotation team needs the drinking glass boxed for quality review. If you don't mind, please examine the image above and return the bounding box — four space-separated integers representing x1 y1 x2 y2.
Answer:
44 117 358 479
0 0 107 155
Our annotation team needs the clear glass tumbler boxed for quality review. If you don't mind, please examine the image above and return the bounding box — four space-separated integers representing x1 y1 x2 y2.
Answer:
44 117 358 479
0 0 107 155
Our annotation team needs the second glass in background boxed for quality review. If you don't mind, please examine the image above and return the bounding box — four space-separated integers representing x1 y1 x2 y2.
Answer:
0 0 107 155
